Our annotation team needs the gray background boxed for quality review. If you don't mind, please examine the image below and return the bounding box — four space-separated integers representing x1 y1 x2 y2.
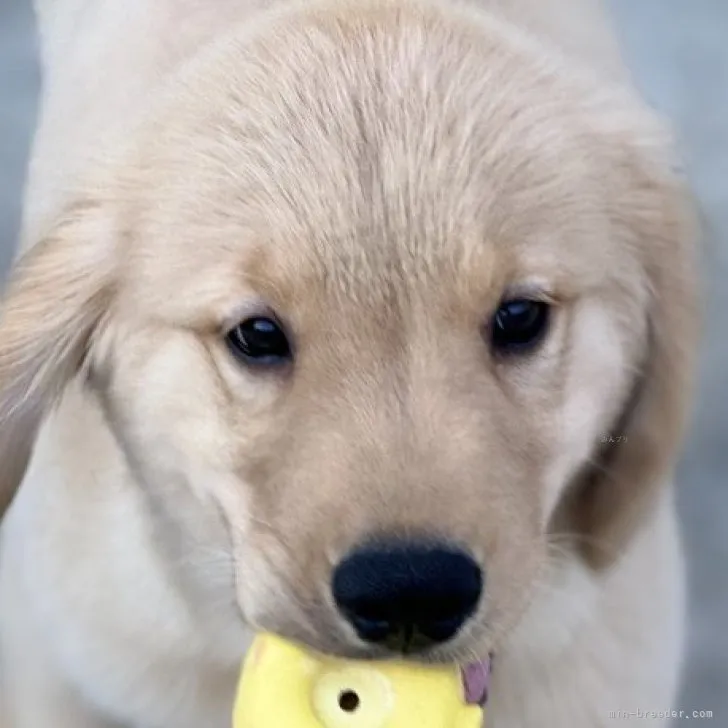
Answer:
1 0 725 722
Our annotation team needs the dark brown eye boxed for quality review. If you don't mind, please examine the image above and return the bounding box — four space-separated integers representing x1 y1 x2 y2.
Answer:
226 316 292 367
490 299 550 354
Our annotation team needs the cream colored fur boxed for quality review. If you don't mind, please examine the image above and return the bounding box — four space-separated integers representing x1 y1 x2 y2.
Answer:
0 0 698 726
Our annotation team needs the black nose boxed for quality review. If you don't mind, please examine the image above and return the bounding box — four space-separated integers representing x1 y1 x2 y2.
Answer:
332 540 483 653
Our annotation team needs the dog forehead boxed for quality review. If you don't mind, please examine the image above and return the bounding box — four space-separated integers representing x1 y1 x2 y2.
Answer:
138 0 589 231
124 4 632 325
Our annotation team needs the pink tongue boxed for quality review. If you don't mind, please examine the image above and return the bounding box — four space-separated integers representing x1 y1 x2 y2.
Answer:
461 660 491 706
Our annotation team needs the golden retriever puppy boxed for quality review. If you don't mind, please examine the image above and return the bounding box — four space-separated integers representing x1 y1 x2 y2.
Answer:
0 0 698 726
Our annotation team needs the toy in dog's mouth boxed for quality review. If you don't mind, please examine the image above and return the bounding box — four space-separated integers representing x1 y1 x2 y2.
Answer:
461 658 491 706
234 633 491 727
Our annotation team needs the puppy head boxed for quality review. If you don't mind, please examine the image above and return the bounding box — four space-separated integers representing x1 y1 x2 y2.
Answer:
0 0 698 661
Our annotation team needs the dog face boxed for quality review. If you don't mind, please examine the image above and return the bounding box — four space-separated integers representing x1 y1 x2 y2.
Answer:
0 0 698 664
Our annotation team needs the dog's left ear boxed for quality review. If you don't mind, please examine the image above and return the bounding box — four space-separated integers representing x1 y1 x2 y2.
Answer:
559 117 701 569
0 202 116 516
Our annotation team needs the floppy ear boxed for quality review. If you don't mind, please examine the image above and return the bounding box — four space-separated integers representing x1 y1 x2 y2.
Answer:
0 203 115 516
558 141 701 569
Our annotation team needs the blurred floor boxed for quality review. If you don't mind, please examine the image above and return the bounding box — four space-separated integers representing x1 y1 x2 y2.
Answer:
0 0 38 273
1 0 726 722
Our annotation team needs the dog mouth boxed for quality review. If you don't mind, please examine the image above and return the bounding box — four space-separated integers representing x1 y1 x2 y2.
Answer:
462 657 492 706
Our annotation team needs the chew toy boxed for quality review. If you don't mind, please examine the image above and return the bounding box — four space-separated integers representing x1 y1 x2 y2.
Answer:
233 633 486 727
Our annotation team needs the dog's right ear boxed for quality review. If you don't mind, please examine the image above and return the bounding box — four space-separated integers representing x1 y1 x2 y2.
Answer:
0 202 116 516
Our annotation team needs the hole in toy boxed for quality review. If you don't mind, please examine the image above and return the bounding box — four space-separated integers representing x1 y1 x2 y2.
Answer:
338 690 360 713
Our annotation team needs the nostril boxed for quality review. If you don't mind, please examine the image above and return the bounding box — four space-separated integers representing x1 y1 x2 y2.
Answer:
420 616 471 643
332 540 483 649
349 616 392 643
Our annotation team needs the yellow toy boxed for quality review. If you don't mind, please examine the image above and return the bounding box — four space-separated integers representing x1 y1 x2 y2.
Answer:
233 633 485 728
